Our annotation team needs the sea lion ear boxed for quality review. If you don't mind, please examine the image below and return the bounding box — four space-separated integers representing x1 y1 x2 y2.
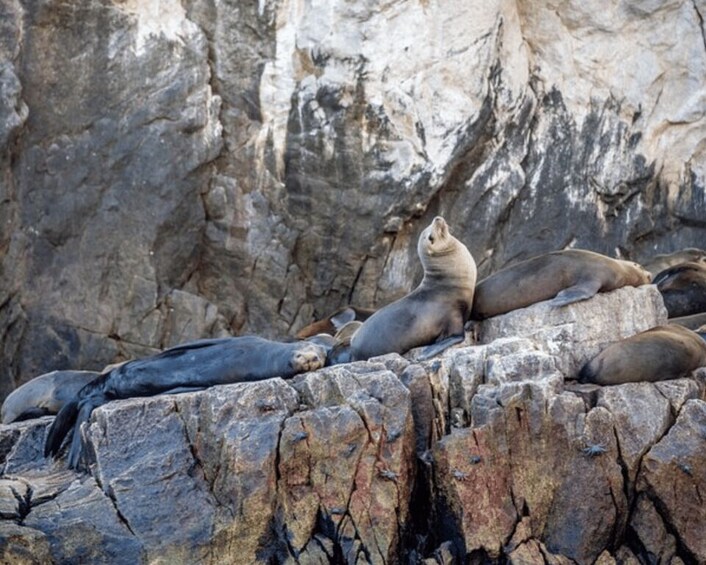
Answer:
330 307 357 331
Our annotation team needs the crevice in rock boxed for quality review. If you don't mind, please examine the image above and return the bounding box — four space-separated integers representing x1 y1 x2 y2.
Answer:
10 481 31 524
101 483 137 538
642 490 699 565
609 424 631 504
273 415 300 561
693 0 706 54
348 256 368 305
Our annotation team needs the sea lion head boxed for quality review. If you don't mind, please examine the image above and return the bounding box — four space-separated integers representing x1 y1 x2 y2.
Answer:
418 216 476 285
618 259 651 286
418 216 454 258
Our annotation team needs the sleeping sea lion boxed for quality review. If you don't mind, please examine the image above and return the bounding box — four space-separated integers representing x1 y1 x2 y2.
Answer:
295 306 376 339
471 249 651 320
644 248 706 277
578 325 706 385
45 336 327 469
668 312 706 331
1 370 100 424
654 261 706 318
334 216 476 363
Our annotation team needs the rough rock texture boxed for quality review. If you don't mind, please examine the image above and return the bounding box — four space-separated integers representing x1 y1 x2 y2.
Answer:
2 286 706 563
1 0 706 397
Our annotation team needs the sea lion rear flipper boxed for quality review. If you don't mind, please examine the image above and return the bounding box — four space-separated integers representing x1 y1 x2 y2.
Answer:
550 281 602 307
44 399 80 458
417 334 464 361
67 395 109 470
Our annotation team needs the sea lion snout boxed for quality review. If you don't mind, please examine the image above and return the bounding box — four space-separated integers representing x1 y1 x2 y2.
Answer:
291 343 327 372
431 216 448 238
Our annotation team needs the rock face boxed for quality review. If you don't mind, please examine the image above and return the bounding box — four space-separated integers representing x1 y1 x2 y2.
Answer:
2 286 705 563
1 0 706 397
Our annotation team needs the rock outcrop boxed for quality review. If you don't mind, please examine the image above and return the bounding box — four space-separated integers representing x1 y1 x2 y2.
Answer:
2 286 705 563
1 0 706 398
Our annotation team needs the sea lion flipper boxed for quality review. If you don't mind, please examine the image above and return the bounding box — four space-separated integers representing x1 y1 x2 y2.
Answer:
67 395 109 470
550 281 601 307
416 334 464 361
330 308 357 331
44 399 80 458
11 407 52 423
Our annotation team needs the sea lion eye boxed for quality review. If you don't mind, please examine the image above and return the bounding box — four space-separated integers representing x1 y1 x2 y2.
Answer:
428 235 435 244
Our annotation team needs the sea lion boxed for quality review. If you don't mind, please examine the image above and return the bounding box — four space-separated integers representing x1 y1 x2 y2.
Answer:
471 249 651 320
295 306 376 339
45 336 327 469
654 261 706 318
1 370 100 424
669 312 706 331
335 216 476 363
644 248 706 277
578 325 706 385
326 321 365 365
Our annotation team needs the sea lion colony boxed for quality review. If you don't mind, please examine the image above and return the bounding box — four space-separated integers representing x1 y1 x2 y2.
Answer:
1 217 705 469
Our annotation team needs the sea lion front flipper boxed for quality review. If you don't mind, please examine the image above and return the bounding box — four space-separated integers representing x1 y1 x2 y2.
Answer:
330 308 358 331
161 386 207 395
416 334 465 361
11 407 52 423
550 281 602 307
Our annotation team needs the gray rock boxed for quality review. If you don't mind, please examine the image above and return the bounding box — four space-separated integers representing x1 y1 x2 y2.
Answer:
479 285 667 376
637 399 706 563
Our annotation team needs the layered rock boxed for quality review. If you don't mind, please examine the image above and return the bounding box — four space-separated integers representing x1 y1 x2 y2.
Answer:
2 0 706 399
1 285 705 563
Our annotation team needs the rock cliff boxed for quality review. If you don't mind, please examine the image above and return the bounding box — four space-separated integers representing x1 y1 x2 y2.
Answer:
2 286 705 564
1 0 706 397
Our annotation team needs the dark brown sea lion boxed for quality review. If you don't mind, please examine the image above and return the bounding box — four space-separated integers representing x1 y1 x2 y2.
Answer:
578 325 706 385
334 216 476 363
45 336 327 469
644 248 706 277
654 261 706 318
471 249 651 320
295 306 376 339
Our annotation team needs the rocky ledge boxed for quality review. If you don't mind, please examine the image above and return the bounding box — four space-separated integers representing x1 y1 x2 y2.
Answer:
1 285 705 564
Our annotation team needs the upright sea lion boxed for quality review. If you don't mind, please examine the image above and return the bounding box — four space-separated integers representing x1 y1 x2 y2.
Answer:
471 249 651 320
644 248 706 277
336 216 476 362
45 336 327 469
578 325 706 385
1 370 100 424
295 306 376 339
654 261 706 318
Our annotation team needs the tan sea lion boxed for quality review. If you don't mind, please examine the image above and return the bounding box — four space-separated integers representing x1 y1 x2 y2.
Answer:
668 312 706 331
471 249 651 320
45 336 327 469
1 370 100 425
654 261 706 318
578 325 706 385
644 248 706 277
295 306 376 339
334 216 476 363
